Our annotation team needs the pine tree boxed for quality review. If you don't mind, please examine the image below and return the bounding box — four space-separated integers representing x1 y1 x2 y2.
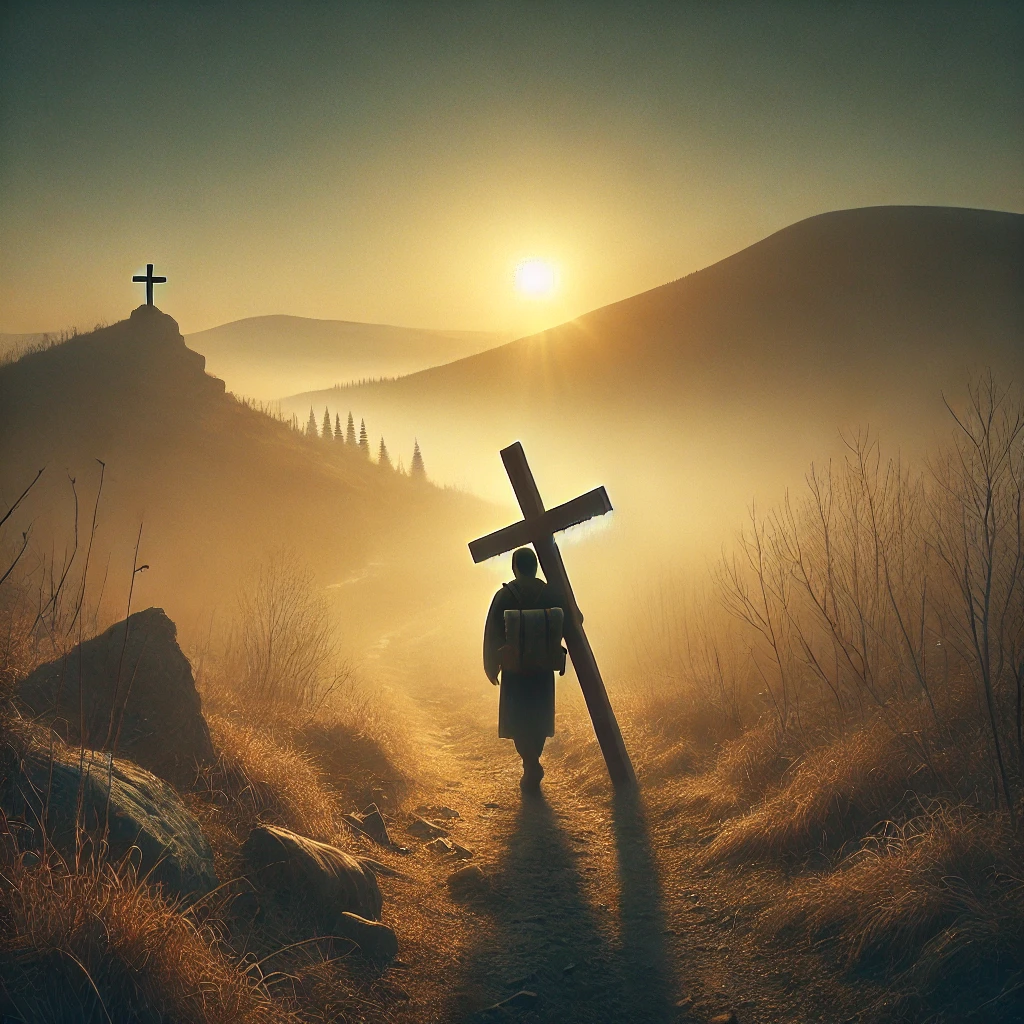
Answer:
335 413 343 442
322 407 332 440
377 436 391 469
306 407 318 437
358 419 369 457
345 412 356 445
410 439 426 480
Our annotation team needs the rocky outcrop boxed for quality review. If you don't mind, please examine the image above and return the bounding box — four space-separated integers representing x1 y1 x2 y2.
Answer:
243 824 383 923
17 607 215 788
0 734 217 901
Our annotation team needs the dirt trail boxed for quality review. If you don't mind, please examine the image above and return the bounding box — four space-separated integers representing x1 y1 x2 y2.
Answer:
348 605 871 1024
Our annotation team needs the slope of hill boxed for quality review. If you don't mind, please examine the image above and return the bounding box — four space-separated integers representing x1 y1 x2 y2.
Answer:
0 305 489 648
284 206 1024 559
184 315 510 400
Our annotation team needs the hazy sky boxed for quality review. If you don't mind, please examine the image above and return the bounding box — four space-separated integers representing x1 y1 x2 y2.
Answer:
2 1 1022 335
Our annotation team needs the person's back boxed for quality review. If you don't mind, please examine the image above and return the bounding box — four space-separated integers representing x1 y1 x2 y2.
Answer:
483 547 566 791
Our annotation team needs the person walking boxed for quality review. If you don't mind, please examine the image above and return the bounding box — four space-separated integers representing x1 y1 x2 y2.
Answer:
483 547 567 791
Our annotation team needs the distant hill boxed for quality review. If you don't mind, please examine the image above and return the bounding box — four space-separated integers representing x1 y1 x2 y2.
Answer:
184 315 510 400
283 206 1024 569
0 306 489 647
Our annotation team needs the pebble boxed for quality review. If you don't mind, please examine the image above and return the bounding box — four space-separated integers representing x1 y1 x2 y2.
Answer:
709 1013 739 1024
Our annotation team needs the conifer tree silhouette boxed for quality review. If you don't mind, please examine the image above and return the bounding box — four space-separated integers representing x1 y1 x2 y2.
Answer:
410 439 426 480
335 413 343 442
322 407 332 440
358 418 370 457
377 436 392 469
306 407 318 437
346 412 356 445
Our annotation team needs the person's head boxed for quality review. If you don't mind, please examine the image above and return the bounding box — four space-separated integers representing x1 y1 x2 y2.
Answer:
512 547 538 580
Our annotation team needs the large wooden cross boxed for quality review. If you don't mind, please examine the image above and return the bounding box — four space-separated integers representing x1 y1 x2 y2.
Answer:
469 442 636 788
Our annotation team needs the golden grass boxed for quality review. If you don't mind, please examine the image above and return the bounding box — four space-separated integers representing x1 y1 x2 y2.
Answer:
674 716 787 823
0 839 291 1024
764 804 1024 987
199 712 341 843
704 718 922 863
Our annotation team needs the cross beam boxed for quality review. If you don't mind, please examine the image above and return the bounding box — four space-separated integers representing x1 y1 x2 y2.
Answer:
132 263 167 306
469 442 636 788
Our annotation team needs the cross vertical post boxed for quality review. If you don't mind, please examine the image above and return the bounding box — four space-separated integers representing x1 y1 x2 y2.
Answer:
470 442 636 789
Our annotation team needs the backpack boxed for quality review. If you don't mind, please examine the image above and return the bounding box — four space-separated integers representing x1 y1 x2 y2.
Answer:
499 583 567 675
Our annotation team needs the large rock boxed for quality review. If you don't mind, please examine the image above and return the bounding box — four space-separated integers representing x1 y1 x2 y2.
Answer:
243 824 383 923
0 734 218 901
16 607 214 788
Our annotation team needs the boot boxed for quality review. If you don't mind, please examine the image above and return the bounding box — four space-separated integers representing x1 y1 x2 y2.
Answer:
520 757 544 791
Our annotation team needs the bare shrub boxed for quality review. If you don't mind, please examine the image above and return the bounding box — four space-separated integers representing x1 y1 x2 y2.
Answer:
235 550 345 710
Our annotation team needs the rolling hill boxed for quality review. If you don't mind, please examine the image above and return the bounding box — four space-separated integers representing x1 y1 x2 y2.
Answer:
0 305 490 649
184 315 510 400
283 206 1024 566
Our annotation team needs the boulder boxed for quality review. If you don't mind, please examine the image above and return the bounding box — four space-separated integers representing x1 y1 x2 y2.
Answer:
243 824 383 922
337 912 399 962
16 607 215 788
0 736 218 901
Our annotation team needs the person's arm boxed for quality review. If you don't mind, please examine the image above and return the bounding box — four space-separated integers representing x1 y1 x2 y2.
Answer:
483 590 506 685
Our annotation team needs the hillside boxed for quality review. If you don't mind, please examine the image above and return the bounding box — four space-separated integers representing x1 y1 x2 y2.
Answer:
0 305 489 648
284 206 1024 558
184 314 510 400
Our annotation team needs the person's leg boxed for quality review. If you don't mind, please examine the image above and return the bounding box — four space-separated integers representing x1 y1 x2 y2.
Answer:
514 734 546 789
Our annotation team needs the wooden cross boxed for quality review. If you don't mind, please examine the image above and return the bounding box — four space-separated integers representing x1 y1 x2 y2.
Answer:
132 263 167 306
470 442 636 788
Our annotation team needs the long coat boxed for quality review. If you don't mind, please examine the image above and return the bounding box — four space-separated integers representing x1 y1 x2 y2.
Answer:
483 576 566 741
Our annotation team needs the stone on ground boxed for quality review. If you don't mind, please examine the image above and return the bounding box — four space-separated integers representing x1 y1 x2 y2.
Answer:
0 735 217 900
344 803 392 846
243 823 383 922
416 804 460 819
337 911 399 962
16 607 215 788
447 864 487 895
407 814 449 839
426 837 455 855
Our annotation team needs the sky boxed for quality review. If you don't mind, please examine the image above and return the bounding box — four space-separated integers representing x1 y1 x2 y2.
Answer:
1 1 1022 336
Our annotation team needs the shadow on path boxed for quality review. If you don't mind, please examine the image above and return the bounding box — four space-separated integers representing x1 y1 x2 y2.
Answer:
610 788 679 1020
448 790 618 1023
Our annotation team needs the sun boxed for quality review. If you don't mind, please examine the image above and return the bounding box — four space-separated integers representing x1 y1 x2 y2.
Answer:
514 258 558 299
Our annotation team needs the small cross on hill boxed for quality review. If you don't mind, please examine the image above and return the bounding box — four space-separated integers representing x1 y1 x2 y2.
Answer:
132 264 167 306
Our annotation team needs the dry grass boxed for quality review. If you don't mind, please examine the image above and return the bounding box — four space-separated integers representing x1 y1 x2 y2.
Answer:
199 712 342 843
764 805 1024 1015
0 835 291 1024
705 718 923 863
674 717 788 824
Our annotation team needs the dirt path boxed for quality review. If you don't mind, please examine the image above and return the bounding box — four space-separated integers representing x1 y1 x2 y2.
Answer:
351 614 872 1024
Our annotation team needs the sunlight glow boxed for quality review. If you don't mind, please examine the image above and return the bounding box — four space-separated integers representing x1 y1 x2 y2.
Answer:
514 259 558 299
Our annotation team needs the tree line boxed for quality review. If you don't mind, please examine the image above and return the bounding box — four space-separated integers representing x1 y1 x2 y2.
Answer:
294 406 426 479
